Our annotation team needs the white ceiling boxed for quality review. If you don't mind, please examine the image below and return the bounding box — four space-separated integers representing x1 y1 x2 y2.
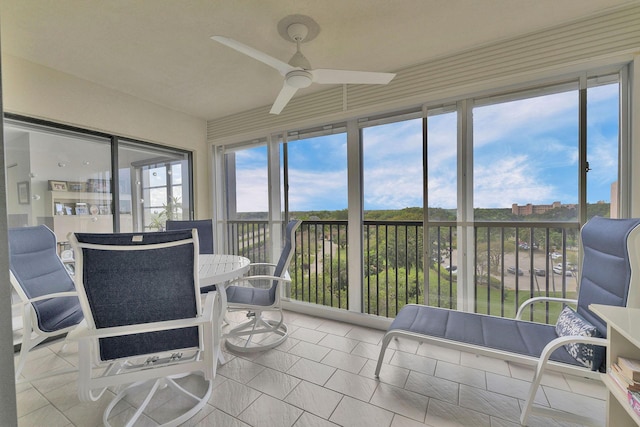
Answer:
0 0 635 121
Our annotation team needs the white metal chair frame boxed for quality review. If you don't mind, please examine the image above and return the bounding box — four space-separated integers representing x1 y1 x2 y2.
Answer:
224 219 301 353
69 231 221 427
11 273 79 381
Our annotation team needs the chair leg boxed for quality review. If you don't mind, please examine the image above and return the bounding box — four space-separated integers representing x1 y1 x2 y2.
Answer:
375 333 393 377
103 375 213 427
224 309 288 352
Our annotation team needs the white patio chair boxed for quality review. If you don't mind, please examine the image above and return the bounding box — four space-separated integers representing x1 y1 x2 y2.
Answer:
224 219 301 352
68 229 221 427
9 225 83 381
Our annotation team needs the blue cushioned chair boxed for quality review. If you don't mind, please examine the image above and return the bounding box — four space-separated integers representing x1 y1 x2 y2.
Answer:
166 219 214 254
375 217 640 426
224 219 301 352
9 225 83 381
69 229 221 427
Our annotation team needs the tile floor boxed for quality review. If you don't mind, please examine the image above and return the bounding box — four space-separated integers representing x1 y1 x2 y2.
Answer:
15 309 607 426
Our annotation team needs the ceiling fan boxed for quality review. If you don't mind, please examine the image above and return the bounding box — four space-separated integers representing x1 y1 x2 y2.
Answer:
212 16 396 115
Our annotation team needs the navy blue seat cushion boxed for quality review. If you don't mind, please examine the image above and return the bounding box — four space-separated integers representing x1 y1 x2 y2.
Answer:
226 285 272 306
75 231 200 360
390 305 581 367
9 225 83 333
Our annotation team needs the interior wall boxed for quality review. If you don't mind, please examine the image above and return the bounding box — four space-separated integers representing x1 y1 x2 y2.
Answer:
1 54 211 219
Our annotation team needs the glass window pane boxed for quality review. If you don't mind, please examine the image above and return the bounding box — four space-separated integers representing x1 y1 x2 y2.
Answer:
473 90 579 221
427 111 457 220
587 82 619 219
362 119 423 218
118 141 192 232
227 145 269 218
287 133 348 216
4 120 112 246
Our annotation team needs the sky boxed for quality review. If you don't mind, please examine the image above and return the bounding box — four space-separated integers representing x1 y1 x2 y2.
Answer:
233 83 619 212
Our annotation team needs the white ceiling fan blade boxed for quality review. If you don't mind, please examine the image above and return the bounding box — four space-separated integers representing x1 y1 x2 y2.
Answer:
270 83 299 115
211 36 296 76
312 69 396 85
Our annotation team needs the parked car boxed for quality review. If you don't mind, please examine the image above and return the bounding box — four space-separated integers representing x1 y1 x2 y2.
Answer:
444 265 457 275
507 266 524 276
532 268 546 277
553 265 573 276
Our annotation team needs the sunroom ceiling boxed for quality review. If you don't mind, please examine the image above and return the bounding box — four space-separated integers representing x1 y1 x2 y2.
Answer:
0 0 634 121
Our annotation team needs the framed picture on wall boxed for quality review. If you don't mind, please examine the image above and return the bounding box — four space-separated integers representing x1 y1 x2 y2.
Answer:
17 181 30 204
48 180 68 191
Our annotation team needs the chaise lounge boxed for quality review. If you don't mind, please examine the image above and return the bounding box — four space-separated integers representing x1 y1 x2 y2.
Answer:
375 216 640 425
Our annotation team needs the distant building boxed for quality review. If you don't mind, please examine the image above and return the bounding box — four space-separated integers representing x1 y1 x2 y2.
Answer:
511 201 576 216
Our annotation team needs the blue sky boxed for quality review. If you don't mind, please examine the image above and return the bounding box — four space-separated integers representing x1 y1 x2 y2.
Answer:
234 83 618 212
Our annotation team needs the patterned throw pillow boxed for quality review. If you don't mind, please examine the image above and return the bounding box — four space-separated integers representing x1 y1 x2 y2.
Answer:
555 306 605 371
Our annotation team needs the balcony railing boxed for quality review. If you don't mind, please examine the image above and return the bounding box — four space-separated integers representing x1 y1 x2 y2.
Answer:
226 219 581 323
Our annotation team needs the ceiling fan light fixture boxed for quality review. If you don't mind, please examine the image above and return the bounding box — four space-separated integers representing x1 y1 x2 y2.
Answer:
286 70 313 88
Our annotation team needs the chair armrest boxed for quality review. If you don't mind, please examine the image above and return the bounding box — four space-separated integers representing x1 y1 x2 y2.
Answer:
515 297 578 320
227 275 291 287
539 335 608 365
13 291 79 310
69 294 217 342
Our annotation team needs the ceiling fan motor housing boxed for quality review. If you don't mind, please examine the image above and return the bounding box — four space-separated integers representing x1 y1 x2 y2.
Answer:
286 70 313 88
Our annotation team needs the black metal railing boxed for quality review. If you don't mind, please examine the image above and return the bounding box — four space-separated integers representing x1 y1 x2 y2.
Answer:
226 219 581 323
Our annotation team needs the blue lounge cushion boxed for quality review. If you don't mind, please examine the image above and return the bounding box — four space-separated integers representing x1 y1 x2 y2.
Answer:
555 306 605 371
390 304 581 367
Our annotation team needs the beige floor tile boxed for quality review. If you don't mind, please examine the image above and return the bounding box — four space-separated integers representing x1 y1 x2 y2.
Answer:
191 407 251 427
209 379 261 417
541 385 606 425
289 314 326 330
254 348 301 372
416 342 461 364
316 319 353 336
389 350 437 376
288 340 332 362
285 381 343 419
370 382 429 422
293 411 340 427
387 337 421 354
329 395 394 427
16 386 48 418
486 372 548 406
404 370 459 404
324 369 378 401
317 334 360 353
345 326 385 345
563 374 607 399
290 327 328 344
321 349 368 374
460 351 510 376
425 398 491 427
239 394 304 427
360 359 410 388
458 385 521 423
508 362 570 390
248 367 301 399
17 404 72 427
287 358 337 386
435 360 486 389
218 355 265 383
391 413 433 427
351 341 391 361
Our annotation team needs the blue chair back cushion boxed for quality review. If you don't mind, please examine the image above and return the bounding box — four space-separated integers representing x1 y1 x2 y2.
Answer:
576 216 640 335
269 220 300 302
8 225 83 333
166 220 214 254
75 231 200 361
